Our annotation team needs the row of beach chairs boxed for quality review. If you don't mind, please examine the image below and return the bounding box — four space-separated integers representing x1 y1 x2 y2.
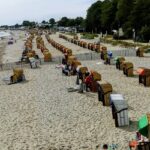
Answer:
47 35 129 128
59 34 107 54
36 35 52 62
114 56 150 87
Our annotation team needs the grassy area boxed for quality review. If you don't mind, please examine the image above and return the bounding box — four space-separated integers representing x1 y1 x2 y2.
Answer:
65 32 77 36
101 37 150 50
144 49 150 53
105 35 113 39
81 33 99 39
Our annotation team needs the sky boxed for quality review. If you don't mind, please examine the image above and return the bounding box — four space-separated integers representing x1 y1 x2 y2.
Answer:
0 0 97 26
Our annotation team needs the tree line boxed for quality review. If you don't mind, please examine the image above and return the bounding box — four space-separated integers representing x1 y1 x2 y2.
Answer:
85 0 150 42
21 17 84 28
21 0 150 42
2 0 150 42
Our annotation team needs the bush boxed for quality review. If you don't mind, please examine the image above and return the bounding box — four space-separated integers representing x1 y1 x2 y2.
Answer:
92 34 99 37
80 33 98 39
111 41 119 46
123 22 133 39
140 26 150 42
81 34 95 39
66 32 77 36
145 48 150 53
113 34 127 40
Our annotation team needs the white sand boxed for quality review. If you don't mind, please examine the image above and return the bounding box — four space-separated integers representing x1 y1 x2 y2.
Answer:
0 31 150 149
51 33 94 55
0 56 149 149
32 34 63 58
61 33 132 51
42 35 63 57
1 31 64 65
2 31 27 64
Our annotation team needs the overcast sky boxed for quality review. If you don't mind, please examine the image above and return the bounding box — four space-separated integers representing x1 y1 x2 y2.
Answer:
0 0 97 25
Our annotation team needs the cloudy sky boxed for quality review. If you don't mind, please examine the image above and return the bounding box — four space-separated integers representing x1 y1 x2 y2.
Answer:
0 0 97 25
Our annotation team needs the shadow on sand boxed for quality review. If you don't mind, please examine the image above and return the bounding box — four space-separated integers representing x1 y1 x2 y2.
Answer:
119 120 138 132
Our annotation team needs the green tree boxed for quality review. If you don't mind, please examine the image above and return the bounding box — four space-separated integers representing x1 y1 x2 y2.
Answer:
131 0 150 30
86 1 102 32
15 24 20 28
140 25 150 42
57 17 69 27
42 20 47 24
74 17 84 26
30 22 36 28
22 21 36 28
49 18 55 27
101 0 118 33
129 0 150 41
116 0 135 26
22 20 31 26
67 19 75 27
109 0 119 30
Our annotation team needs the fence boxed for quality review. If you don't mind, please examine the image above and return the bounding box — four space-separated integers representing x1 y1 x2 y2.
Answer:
0 49 136 71
111 49 136 57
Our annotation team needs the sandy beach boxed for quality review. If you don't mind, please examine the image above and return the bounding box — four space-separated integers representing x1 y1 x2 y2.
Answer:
0 31 135 65
50 33 95 55
0 39 7 63
0 57 150 149
62 33 131 51
2 31 27 64
0 31 149 149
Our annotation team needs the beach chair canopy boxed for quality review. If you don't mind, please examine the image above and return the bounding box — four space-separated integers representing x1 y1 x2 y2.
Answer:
113 100 128 113
137 68 150 76
138 115 149 137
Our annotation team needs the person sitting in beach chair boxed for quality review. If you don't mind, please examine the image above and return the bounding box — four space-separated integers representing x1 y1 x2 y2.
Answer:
85 72 92 92
69 65 77 76
29 57 38 68
105 51 113 65
76 66 89 93
62 53 68 65
21 55 30 63
62 57 67 65
62 63 72 76
10 68 26 84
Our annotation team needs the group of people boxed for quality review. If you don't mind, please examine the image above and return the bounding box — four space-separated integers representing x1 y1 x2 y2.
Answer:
21 48 40 68
61 54 95 93
128 131 149 150
61 55 76 76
